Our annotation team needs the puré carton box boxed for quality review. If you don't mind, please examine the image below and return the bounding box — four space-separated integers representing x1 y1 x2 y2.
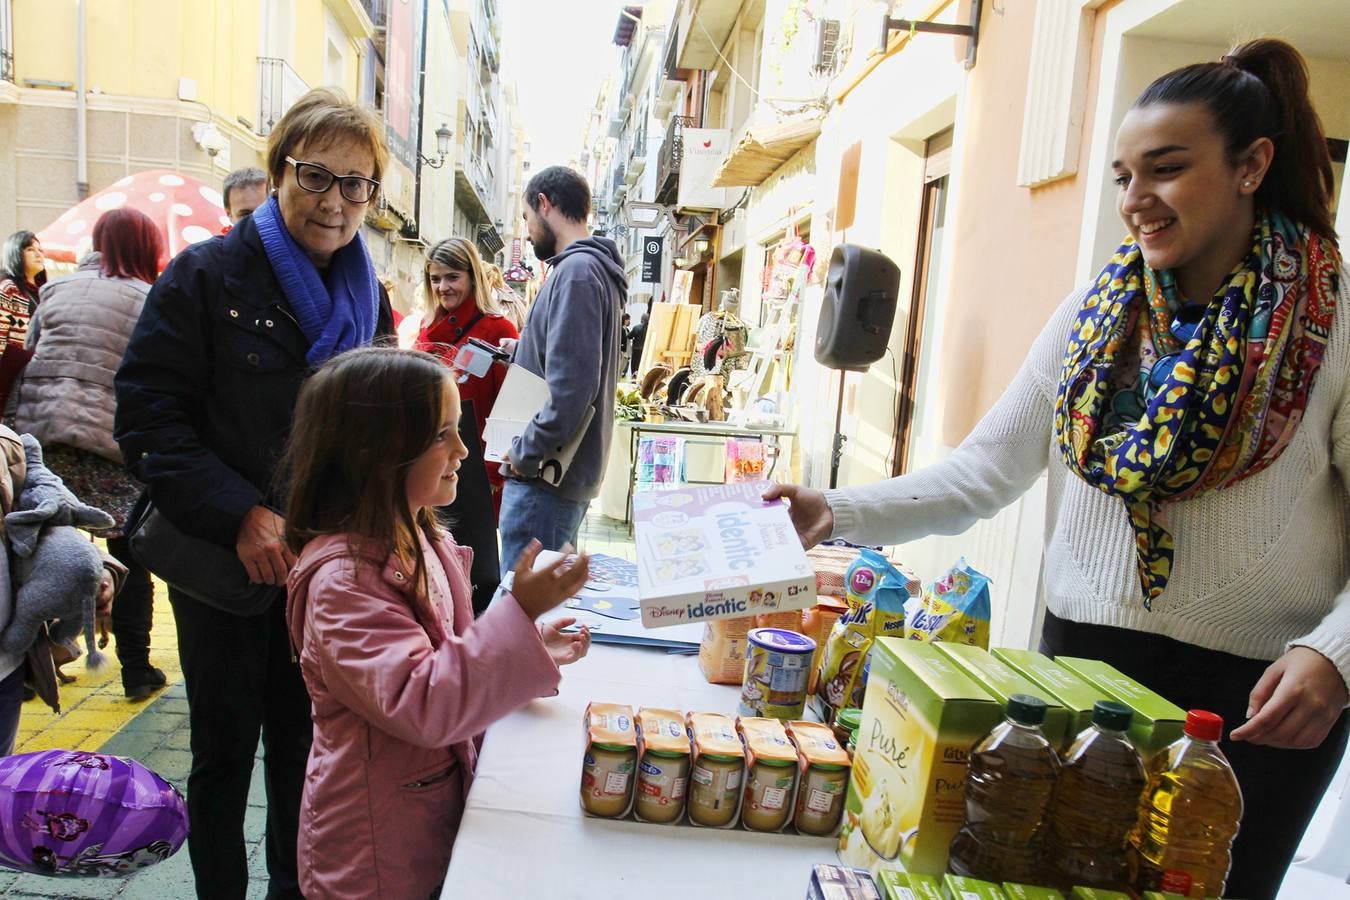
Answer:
633 481 816 629
933 643 1073 750
1002 884 1065 899
1069 889 1131 900
992 648 1106 747
876 870 944 900
942 874 1008 899
1054 657 1186 756
1140 893 1189 900
838 638 1002 877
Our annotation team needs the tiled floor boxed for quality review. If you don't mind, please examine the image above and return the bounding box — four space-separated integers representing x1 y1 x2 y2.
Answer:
1 506 636 898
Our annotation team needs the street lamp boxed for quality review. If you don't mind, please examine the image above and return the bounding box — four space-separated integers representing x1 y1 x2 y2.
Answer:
419 124 454 168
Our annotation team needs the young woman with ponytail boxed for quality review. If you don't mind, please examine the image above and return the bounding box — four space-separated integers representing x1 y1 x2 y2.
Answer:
769 39 1348 898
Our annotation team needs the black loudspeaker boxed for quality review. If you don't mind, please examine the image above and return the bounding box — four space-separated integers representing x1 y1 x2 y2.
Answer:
813 244 901 371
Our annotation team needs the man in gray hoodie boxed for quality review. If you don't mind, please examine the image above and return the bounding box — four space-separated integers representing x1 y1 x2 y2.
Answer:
499 166 628 576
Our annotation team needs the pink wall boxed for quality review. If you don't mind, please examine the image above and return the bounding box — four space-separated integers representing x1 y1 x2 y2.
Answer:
937 0 1120 444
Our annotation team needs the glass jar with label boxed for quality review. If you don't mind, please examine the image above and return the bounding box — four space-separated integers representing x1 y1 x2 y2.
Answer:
634 749 689 824
687 753 743 827
580 743 636 817
793 761 849 835
741 757 797 832
833 708 862 749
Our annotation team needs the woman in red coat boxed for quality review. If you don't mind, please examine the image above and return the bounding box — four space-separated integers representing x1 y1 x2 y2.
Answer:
415 237 518 517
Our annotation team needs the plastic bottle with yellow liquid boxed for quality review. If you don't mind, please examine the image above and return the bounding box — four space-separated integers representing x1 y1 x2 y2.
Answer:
1043 700 1147 892
948 694 1061 884
1130 709 1243 898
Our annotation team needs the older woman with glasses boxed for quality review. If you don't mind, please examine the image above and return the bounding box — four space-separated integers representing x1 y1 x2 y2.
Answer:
114 88 395 900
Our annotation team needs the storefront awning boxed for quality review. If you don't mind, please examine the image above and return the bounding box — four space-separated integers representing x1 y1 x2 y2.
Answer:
710 118 822 188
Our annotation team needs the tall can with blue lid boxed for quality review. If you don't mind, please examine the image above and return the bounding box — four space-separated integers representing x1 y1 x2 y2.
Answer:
739 628 817 720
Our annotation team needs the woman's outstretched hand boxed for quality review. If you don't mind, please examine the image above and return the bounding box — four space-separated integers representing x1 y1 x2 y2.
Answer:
1230 646 1348 749
762 484 834 550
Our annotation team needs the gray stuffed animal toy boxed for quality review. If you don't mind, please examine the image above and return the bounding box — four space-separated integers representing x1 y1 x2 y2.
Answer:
0 434 116 668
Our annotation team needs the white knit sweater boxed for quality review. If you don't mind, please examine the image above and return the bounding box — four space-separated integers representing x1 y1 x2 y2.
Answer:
824 265 1350 692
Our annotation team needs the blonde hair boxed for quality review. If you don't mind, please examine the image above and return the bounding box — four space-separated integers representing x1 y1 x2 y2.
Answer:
266 88 390 194
424 237 502 316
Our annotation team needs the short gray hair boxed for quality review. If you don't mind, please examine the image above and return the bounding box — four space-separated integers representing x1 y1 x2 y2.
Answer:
222 167 267 212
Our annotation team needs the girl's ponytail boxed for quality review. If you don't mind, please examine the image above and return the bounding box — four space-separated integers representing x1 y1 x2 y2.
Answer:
1226 39 1335 242
1134 38 1336 242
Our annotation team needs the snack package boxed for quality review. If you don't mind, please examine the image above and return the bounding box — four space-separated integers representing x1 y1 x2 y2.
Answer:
802 596 849 693
812 549 920 723
698 616 754 685
807 865 883 900
807 543 865 597
905 558 992 647
724 436 766 483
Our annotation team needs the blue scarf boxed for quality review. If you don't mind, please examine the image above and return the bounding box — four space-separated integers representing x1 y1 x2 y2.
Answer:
253 196 378 365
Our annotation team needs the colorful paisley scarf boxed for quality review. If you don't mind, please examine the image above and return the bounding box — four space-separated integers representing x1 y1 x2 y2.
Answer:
1055 212 1341 608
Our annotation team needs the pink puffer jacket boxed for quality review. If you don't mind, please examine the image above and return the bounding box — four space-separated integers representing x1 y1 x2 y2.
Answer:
286 531 560 899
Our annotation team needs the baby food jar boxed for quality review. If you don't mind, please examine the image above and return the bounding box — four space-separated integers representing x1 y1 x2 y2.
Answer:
634 749 689 824
833 708 862 749
580 743 636 817
741 757 797 832
687 753 742 827
793 761 849 835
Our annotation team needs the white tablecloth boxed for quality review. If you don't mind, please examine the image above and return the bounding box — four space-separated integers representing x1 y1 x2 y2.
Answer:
441 643 837 899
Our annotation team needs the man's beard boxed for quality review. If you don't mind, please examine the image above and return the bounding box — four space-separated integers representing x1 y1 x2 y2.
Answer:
530 220 558 260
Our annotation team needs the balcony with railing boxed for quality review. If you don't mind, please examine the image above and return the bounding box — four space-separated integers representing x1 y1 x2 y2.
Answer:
258 57 310 136
360 0 388 29
656 115 695 204
1 0 14 84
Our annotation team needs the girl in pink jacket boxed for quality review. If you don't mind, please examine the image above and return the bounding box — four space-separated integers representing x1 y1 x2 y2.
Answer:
282 347 592 899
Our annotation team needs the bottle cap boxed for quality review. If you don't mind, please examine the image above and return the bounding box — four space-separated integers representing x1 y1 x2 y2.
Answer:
1091 699 1134 732
1184 709 1224 741
1006 693 1047 726
836 708 863 732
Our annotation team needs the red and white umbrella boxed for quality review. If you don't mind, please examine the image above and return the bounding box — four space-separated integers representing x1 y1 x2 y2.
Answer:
37 169 232 271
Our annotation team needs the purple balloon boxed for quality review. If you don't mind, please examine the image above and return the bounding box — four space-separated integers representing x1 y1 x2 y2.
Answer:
0 749 187 877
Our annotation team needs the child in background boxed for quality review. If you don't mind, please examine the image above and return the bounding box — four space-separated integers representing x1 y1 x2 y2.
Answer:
281 347 591 899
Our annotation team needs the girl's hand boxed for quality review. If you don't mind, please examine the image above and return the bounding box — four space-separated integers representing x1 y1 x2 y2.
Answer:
1231 647 1349 749
540 617 591 666
761 483 834 549
511 539 590 620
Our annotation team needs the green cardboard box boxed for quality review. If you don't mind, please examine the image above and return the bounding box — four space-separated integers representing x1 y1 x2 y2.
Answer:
1141 893 1189 900
837 639 1003 877
935 643 1073 749
877 869 945 900
992 648 1107 747
1069 888 1132 899
1055 657 1186 756
1002 884 1064 899
943 874 1007 899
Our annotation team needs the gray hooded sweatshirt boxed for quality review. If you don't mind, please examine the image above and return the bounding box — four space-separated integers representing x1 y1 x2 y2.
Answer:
509 236 628 502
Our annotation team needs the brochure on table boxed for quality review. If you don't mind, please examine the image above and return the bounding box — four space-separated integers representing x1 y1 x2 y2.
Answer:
524 553 704 650
632 480 815 628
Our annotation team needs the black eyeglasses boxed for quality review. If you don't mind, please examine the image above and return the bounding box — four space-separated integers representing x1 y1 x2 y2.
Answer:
284 156 380 204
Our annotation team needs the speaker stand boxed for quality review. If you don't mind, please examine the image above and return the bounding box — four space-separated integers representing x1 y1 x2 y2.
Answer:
829 369 847 489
